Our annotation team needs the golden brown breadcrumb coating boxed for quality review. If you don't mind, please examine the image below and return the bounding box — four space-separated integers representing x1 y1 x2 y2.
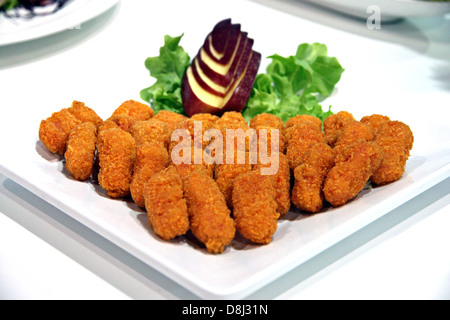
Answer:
214 151 253 208
130 141 169 207
360 114 391 134
111 100 154 121
130 119 171 149
64 122 98 181
152 110 187 134
284 114 322 132
69 101 103 127
253 152 291 217
143 166 190 240
232 171 279 244
216 111 248 130
323 140 383 207
291 142 335 213
97 128 136 198
250 113 285 132
170 146 214 180
333 121 375 148
39 108 83 155
99 114 137 133
323 111 355 147
286 122 325 170
183 171 236 254
371 121 414 185
190 113 220 125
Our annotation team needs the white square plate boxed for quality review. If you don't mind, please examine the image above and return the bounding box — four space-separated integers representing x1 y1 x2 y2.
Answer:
1 0 449 299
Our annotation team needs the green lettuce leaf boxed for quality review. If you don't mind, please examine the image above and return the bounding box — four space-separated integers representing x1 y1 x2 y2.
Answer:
243 43 344 123
140 34 190 114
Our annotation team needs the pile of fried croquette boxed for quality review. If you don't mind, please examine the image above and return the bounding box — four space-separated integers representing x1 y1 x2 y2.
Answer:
39 100 414 254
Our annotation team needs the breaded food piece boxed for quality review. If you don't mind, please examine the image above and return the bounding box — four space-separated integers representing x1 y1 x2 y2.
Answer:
112 100 154 121
99 114 137 133
64 122 98 181
130 141 169 207
39 108 83 155
169 118 216 152
286 122 325 170
360 114 391 134
249 113 285 154
323 140 383 207
170 146 214 180
152 110 187 134
190 113 220 125
232 171 279 244
371 121 414 185
284 114 322 133
333 121 375 148
255 126 286 154
250 113 285 132
253 152 291 216
291 142 335 213
97 128 136 198
143 166 189 240
130 119 171 149
214 151 253 208
183 171 236 254
69 101 103 127
216 111 248 130
323 111 355 147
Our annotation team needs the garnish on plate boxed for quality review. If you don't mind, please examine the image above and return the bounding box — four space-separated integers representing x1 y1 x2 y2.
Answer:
242 43 344 123
140 19 344 123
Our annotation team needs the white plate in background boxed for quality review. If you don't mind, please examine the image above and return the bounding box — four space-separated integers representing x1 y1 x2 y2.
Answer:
1 0 449 299
301 0 450 21
0 0 120 46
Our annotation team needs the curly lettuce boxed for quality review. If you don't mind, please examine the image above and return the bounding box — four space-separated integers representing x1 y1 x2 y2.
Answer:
243 43 344 122
140 34 190 115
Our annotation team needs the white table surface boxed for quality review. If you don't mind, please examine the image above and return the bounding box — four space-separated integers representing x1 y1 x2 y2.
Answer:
1 0 449 300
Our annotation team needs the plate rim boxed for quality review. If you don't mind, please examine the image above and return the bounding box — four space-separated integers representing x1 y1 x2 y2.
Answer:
0 0 121 46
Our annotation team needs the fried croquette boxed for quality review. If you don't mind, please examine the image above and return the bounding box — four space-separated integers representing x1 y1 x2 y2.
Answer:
371 121 414 185
183 171 236 254
286 122 325 170
130 141 169 207
333 121 375 149
152 110 187 134
232 171 279 244
323 111 355 147
255 126 286 154
97 128 136 198
214 151 253 208
253 152 291 216
190 113 220 125
39 108 83 155
111 100 154 121
143 166 190 240
170 146 214 179
64 122 98 181
284 114 322 132
130 119 171 149
323 140 383 207
360 114 391 134
169 117 217 152
216 111 248 130
250 113 285 132
291 142 335 213
68 101 103 127
99 114 137 133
